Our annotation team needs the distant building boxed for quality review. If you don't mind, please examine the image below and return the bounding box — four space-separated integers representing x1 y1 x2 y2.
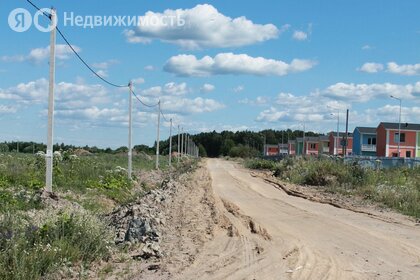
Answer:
376 122 420 158
318 135 330 155
353 127 377 156
304 137 319 156
263 144 279 156
288 140 296 155
329 132 353 156
296 138 304 155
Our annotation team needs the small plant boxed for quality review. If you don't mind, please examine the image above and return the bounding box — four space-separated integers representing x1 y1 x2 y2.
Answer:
0 210 113 280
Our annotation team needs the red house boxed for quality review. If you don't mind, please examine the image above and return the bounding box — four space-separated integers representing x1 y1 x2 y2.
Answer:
304 137 319 155
329 132 353 156
376 122 420 158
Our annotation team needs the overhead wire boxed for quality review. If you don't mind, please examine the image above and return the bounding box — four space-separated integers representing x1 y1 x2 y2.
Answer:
27 0 195 149
26 0 127 88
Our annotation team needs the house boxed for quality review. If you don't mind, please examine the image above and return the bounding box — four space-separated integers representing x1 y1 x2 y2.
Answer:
376 122 420 158
304 137 319 155
288 140 296 155
263 144 279 156
329 132 353 156
278 143 289 155
296 138 304 155
318 135 330 155
353 127 377 156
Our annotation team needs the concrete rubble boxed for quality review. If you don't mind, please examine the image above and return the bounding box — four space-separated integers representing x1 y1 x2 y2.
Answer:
107 179 179 260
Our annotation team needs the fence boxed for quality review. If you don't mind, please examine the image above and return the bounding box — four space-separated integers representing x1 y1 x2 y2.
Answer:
344 156 420 169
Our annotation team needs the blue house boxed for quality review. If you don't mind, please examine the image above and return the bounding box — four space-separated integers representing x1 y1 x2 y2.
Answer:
353 127 377 156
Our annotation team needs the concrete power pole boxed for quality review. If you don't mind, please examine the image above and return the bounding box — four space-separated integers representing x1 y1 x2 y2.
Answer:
128 81 133 179
177 125 180 163
155 100 161 170
45 8 56 193
181 128 184 157
169 118 173 167
186 135 189 156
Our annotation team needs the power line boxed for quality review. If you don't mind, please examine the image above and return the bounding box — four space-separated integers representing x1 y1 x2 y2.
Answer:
26 1 127 88
26 0 50 18
160 109 169 123
131 90 159 108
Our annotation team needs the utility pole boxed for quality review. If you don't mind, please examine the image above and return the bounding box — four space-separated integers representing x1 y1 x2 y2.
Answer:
45 8 56 193
391 95 402 157
169 118 173 167
181 127 184 157
337 111 340 156
344 109 349 156
128 81 133 179
186 135 189 156
155 100 161 169
177 125 180 162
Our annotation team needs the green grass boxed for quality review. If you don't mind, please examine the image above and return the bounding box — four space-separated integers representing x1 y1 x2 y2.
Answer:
0 152 176 211
246 157 420 218
0 211 112 280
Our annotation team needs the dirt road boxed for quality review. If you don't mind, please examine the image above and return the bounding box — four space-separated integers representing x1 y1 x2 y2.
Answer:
178 159 420 280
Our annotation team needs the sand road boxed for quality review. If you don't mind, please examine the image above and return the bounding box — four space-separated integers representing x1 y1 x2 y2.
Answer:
178 159 420 280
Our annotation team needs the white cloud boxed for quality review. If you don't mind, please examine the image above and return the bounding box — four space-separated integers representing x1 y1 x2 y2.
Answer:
132 77 145 85
358 62 384 73
387 62 420 76
323 81 420 102
0 105 17 114
141 82 190 97
164 53 316 77
362 45 373 50
256 107 288 122
96 70 108 78
239 96 269 105
1 45 80 64
292 30 307 41
160 97 225 114
233 85 244 93
92 59 119 70
124 4 282 49
200 83 215 93
144 65 155 71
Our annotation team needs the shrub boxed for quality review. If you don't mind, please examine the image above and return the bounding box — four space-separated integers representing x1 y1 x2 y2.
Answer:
0 211 113 280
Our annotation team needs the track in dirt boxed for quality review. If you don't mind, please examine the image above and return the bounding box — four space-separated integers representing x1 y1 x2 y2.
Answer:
178 158 420 280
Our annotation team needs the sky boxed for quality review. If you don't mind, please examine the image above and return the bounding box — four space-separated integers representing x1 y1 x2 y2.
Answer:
0 0 419 148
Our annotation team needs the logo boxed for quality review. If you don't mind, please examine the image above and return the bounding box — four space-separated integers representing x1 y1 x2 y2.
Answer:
8 8 32 32
8 8 57 32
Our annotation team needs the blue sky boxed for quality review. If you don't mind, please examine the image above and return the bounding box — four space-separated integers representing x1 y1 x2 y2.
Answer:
0 0 419 148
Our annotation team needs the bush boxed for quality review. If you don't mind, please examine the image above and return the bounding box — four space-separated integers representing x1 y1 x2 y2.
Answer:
0 211 112 280
245 159 277 170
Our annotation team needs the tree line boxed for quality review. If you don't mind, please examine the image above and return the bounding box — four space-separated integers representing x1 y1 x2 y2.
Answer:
0 129 320 158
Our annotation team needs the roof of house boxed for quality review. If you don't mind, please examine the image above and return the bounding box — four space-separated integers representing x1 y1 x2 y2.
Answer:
305 136 319 142
296 137 303 141
318 135 329 141
329 131 353 137
355 127 376 134
288 140 295 144
379 122 420 131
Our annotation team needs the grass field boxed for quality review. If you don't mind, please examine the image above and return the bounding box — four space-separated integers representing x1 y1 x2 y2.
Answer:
246 157 420 219
0 151 193 279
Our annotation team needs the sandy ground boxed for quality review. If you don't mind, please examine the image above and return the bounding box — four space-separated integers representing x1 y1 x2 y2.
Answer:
174 159 420 280
116 158 420 280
